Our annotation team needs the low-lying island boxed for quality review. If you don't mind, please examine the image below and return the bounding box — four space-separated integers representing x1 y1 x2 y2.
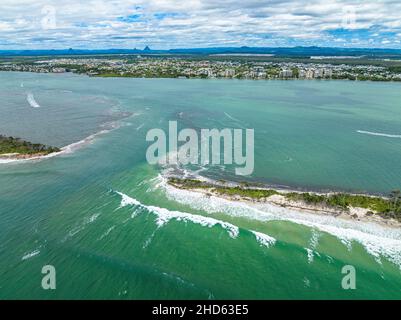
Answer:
0 135 60 162
168 177 401 227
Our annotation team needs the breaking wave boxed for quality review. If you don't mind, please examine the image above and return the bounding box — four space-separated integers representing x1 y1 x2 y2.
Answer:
116 191 279 251
60 129 111 154
252 231 276 248
357 130 401 139
305 248 321 264
155 174 401 269
117 191 239 239
27 93 41 108
22 249 40 261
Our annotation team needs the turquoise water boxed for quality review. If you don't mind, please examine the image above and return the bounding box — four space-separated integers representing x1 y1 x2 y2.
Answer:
0 72 401 299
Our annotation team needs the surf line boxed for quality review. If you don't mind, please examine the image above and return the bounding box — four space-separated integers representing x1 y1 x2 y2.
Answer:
116 191 240 239
357 130 401 138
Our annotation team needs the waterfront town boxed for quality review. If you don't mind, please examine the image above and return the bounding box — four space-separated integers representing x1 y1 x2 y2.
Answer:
1 56 401 81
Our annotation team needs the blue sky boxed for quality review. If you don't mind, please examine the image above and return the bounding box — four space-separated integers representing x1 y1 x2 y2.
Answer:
0 0 400 49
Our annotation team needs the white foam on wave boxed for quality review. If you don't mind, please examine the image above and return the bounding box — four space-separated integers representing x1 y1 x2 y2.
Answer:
357 130 401 139
27 93 41 108
252 231 276 248
119 192 141 207
306 248 314 264
305 248 320 264
86 213 101 224
98 225 116 240
0 149 64 164
309 230 320 249
0 158 18 164
63 211 103 242
22 249 40 261
156 174 401 269
116 191 239 238
60 129 110 154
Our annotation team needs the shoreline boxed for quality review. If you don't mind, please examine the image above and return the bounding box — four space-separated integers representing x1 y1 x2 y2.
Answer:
2 70 401 83
166 177 401 229
94 74 401 83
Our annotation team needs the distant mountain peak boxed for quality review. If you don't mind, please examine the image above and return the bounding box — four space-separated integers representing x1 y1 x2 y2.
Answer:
144 46 151 51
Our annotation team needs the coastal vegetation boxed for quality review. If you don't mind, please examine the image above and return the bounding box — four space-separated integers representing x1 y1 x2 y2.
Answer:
168 178 401 222
0 135 60 156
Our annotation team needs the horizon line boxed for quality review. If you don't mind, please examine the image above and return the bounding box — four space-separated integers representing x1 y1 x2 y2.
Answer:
1 45 401 52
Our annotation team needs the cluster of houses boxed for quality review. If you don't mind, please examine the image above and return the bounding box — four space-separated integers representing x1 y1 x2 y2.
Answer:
1 56 400 81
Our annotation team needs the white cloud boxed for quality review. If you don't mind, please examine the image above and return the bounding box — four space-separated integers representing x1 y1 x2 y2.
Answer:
0 21 14 32
0 0 400 49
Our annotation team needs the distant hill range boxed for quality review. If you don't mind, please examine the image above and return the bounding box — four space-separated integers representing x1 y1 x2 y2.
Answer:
1 46 401 57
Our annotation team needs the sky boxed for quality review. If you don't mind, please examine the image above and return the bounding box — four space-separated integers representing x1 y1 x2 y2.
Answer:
0 0 401 49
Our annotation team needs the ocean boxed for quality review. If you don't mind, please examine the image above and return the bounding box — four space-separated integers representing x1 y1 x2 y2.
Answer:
0 71 401 299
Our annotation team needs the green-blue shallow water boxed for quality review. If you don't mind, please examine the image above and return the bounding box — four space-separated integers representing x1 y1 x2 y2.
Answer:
1 72 401 299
